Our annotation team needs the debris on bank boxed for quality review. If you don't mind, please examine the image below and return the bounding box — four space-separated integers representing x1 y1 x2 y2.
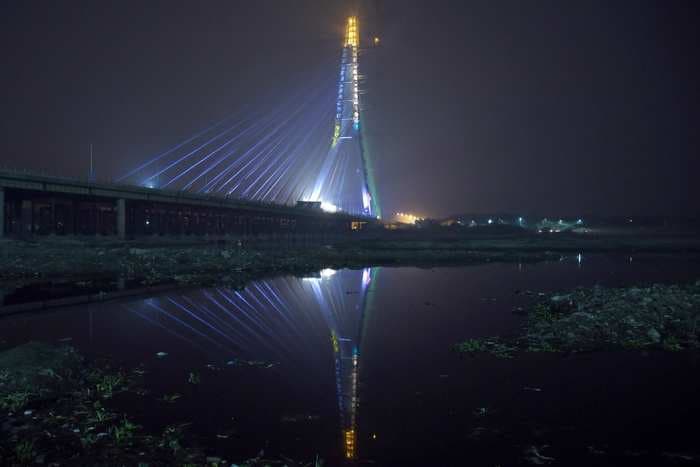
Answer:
0 237 563 290
456 281 700 356
0 342 320 466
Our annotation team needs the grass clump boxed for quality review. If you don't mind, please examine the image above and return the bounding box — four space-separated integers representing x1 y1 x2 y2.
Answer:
455 337 517 359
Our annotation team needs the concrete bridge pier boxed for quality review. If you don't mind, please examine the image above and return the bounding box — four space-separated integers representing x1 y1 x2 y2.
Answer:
117 198 126 239
0 187 4 237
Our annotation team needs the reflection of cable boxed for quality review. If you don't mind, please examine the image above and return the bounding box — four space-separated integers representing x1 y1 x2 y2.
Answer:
165 297 241 348
130 307 207 353
128 269 373 370
144 302 230 352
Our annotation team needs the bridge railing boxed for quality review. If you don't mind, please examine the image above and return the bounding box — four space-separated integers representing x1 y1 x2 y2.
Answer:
0 168 378 223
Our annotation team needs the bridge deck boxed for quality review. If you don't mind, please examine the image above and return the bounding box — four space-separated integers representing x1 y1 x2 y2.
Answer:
0 171 372 238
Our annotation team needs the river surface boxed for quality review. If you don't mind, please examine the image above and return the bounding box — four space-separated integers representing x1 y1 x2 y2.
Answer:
2 254 700 466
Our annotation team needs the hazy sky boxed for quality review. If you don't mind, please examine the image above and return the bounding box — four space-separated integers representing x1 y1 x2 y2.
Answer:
1 0 698 218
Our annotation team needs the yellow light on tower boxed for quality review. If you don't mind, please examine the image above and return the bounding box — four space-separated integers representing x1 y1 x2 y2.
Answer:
345 16 359 47
331 123 340 147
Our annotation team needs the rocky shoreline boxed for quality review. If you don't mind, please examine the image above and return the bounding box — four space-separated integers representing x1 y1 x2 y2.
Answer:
457 281 700 356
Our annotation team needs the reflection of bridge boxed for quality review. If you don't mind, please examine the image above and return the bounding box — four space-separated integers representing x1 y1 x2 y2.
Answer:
127 267 377 461
1 17 381 238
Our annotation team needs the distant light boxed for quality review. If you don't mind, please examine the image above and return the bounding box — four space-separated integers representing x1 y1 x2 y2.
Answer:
518 217 524 223
488 219 493 224
145 220 150 226
373 37 380 45
577 253 582 265
144 180 156 189
395 211 423 224
320 201 338 213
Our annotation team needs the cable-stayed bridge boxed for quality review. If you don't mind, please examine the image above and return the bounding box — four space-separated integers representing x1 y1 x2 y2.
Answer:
117 16 380 218
0 17 380 238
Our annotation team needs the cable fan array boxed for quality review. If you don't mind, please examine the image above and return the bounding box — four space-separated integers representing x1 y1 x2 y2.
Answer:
119 52 375 215
118 66 341 206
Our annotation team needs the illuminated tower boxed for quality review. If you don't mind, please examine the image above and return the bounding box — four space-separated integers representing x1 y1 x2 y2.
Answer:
309 16 378 217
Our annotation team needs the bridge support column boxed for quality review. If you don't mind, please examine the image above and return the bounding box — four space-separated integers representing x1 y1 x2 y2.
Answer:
0 187 4 237
117 198 126 239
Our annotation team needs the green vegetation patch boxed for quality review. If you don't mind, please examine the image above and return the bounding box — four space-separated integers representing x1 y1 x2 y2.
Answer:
455 338 518 359
0 342 320 466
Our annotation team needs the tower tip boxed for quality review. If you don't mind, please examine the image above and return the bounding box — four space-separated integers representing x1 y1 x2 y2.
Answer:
345 16 359 47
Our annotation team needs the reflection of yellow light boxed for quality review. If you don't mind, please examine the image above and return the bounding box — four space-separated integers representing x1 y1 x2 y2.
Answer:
331 123 340 146
331 332 340 354
320 268 336 278
344 429 356 459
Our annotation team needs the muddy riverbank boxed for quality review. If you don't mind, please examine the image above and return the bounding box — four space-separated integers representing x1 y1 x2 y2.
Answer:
2 231 699 290
0 342 320 466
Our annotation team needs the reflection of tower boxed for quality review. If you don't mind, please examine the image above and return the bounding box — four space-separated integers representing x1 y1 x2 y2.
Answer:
333 267 374 460
334 332 359 460
129 266 378 461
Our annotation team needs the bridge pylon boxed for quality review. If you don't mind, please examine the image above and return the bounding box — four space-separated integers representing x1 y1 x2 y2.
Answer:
308 16 379 218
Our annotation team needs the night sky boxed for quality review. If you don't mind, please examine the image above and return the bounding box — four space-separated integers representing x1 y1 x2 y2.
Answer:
1 1 698 218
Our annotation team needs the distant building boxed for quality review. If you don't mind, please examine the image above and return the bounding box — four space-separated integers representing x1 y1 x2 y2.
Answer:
296 201 322 210
384 221 414 230
440 218 460 227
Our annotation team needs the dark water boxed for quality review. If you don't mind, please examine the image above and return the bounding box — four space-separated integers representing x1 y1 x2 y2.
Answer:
2 254 700 466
